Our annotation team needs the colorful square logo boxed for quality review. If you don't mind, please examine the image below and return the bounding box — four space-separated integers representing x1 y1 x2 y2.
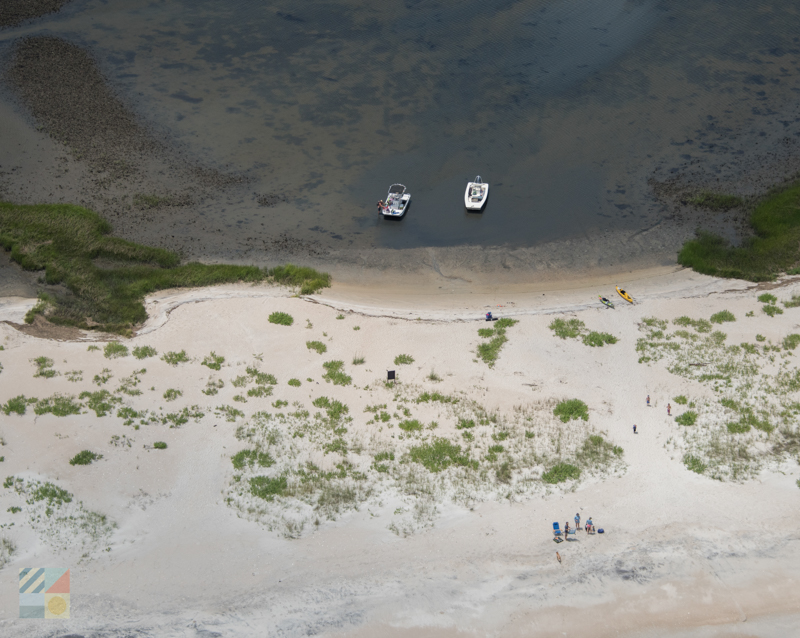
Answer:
19 568 70 619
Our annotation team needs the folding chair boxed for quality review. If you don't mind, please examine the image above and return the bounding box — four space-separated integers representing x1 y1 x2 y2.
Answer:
553 522 563 543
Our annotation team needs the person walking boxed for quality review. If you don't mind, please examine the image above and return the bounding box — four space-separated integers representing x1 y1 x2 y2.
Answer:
575 513 581 531
633 424 637 434
667 403 671 416
646 394 650 407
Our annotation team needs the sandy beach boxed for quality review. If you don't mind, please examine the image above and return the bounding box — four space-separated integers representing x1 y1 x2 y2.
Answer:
1 268 799 637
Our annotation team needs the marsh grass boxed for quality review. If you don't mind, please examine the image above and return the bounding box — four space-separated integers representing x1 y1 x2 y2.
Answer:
690 192 743 211
269 264 331 295
678 182 800 281
269 312 294 326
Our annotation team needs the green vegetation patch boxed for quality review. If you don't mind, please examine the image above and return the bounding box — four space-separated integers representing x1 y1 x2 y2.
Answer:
288 378 301 387
576 434 623 467
582 331 618 347
783 294 800 308
162 350 189 366
268 312 294 326
541 462 581 484
477 318 518 367
249 475 288 501
408 438 476 473
683 454 707 474
34 394 81 417
549 318 585 339
675 411 698 426
758 293 777 304
306 340 327 354
783 334 800 351
153 441 167 449
69 450 102 466
673 316 712 333
322 360 352 386
3 395 37 416
398 419 423 432
32 356 57 378
673 395 688 405
710 310 736 324
394 354 414 365
677 182 800 281
689 192 743 211
0 201 271 333
269 264 331 295
79 390 120 416
163 388 182 402
553 399 589 423
232 449 275 470
763 304 783 317
201 351 225 370
416 391 457 404
103 342 128 359
132 345 157 359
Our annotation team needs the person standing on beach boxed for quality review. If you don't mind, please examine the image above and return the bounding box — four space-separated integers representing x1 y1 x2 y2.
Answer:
646 394 650 407
575 513 580 531
667 403 671 416
633 424 637 434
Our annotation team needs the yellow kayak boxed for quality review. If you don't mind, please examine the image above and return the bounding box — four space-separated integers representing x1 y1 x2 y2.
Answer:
616 286 634 304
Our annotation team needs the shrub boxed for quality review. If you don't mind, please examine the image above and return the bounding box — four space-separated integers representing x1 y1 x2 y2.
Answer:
249 475 287 501
132 345 157 359
201 352 225 370
104 342 128 358
541 462 581 484
306 340 327 354
675 411 698 426
268 312 294 326
582 331 618 347
394 354 414 365
288 378 301 387
755 334 766 342
553 399 589 423
763 305 783 317
408 438 476 473
398 419 423 432
3 395 36 416
673 395 688 405
162 350 189 366
34 394 81 417
758 293 777 304
69 450 102 466
710 310 736 324
683 454 706 474
153 441 167 449
549 318 584 339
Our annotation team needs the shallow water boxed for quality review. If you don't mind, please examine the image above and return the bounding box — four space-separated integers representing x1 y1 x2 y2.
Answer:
6 0 800 253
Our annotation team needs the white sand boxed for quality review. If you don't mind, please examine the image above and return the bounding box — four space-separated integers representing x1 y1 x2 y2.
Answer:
1 268 799 637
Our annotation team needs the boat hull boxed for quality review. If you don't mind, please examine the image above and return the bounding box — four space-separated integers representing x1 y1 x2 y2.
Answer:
464 183 489 210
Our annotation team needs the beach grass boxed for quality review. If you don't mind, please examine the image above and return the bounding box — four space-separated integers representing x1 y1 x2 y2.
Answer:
678 181 800 281
553 399 589 423
269 312 294 326
0 201 331 333
541 462 581 484
69 450 102 466
306 340 327 354
132 345 157 359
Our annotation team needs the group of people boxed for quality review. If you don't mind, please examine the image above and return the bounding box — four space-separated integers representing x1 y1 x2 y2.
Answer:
634 395 672 433
564 513 595 536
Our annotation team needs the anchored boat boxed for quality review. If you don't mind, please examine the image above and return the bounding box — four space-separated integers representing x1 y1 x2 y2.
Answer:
464 175 489 211
380 184 410 219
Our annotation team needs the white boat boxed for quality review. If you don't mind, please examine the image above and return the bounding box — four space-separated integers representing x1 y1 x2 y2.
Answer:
464 175 489 210
380 184 410 218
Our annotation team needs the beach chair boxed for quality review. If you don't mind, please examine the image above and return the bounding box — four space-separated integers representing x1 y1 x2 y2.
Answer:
552 522 563 543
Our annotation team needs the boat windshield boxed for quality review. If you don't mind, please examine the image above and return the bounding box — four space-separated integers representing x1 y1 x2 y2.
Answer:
389 184 405 194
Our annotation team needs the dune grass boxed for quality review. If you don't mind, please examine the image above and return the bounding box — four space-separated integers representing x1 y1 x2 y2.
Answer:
553 399 589 423
678 181 800 281
0 201 331 333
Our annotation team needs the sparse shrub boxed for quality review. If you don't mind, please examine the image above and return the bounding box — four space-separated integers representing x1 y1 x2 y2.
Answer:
272 400 288 409
247 386 273 398
783 334 800 351
394 354 414 365
306 341 327 354
322 360 351 386
79 390 119 416
675 411 698 426
783 294 800 308
34 394 81 417
763 305 783 317
203 379 224 396
758 293 777 304
3 395 36 416
549 318 584 339
93 368 112 385
755 334 766 342
398 419 423 432
32 356 57 378
541 462 581 484
69 450 102 466
288 378 301 387
268 312 294 326
710 310 736 324
201 352 225 370
163 388 182 402
153 441 167 449
553 399 589 423
104 342 128 359
673 395 688 405
456 418 475 429
133 345 157 359
162 350 189 365
232 449 274 470
582 331 618 347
